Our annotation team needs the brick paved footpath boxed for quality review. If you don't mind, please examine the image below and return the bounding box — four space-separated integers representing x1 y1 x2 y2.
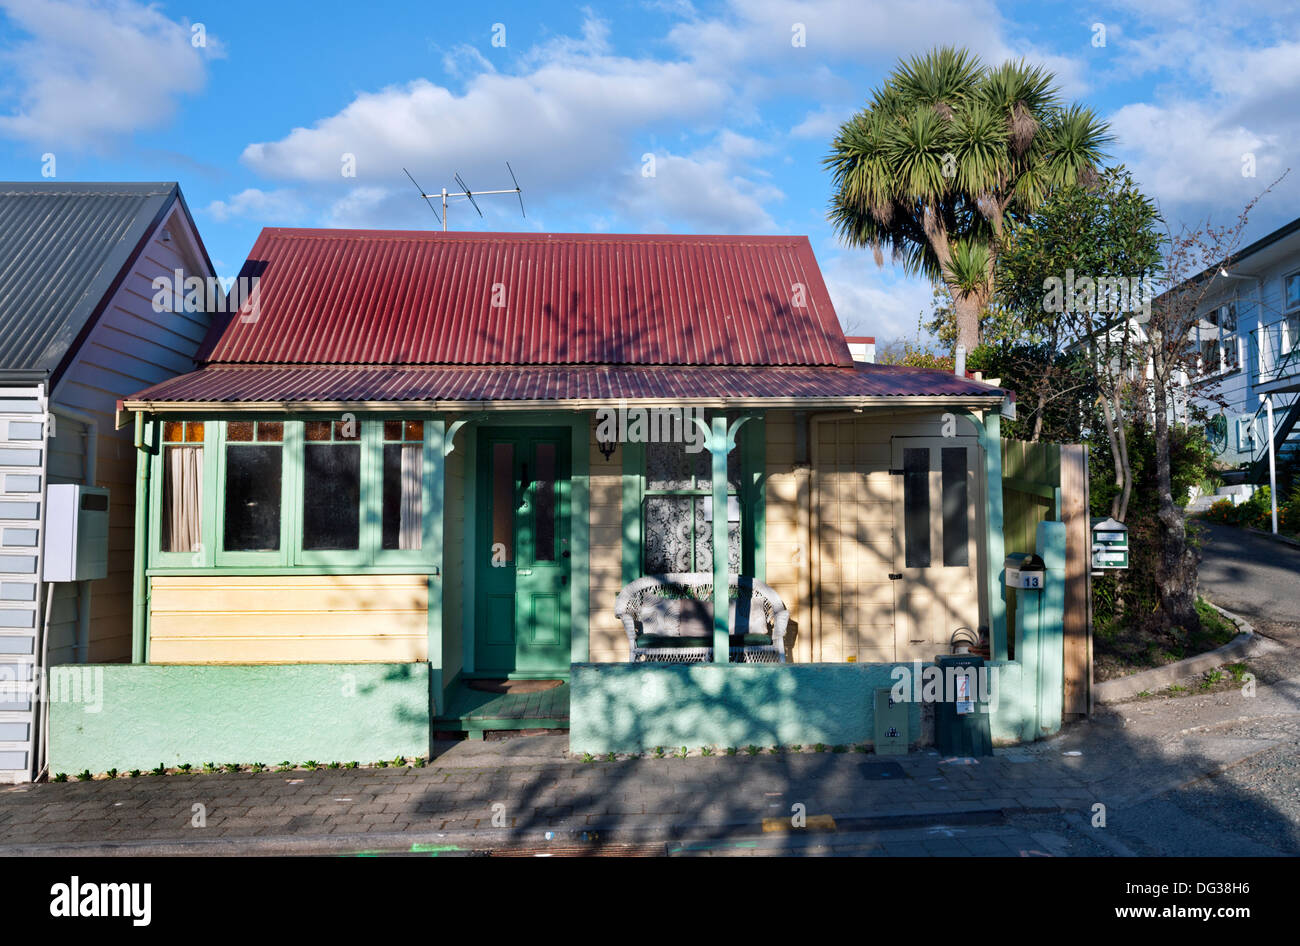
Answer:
0 744 1098 855
2 682 1284 857
2 668 1294 856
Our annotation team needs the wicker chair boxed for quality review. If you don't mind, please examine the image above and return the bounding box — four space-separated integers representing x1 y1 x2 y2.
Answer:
614 573 789 663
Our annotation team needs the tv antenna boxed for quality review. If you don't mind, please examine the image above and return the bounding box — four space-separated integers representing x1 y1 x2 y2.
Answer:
403 162 525 231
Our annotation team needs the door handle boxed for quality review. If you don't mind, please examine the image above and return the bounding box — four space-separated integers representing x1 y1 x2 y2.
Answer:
561 576 568 586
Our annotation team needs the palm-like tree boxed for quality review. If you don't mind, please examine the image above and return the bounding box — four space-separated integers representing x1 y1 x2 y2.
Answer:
826 47 1112 354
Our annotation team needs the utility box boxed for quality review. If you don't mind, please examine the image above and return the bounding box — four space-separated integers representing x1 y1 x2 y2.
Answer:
934 654 993 757
873 688 909 755
43 485 109 582
1004 553 1046 589
1090 517 1129 570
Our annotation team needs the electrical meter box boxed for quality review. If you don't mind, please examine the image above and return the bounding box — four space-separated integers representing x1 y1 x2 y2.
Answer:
43 485 109 582
1004 553 1046 589
1091 517 1129 569
873 688 909 755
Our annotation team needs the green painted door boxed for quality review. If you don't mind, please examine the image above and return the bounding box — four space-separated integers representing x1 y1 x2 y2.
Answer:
475 428 572 675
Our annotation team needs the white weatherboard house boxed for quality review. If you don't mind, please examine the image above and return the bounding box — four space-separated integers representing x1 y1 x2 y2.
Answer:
1184 215 1300 482
0 182 215 783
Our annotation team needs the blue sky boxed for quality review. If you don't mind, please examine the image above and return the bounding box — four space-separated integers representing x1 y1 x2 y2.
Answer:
1 0 1297 340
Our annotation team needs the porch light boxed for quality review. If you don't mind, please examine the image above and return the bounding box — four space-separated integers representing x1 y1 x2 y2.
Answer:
595 424 617 460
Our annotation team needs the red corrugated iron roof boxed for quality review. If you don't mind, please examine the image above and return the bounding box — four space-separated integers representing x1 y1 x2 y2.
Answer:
199 229 852 367
124 362 1006 407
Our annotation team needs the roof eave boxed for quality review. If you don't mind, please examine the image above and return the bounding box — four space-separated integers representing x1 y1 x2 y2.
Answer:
121 394 1006 413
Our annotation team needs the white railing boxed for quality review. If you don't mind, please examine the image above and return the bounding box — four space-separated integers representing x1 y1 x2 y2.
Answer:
1251 316 1300 384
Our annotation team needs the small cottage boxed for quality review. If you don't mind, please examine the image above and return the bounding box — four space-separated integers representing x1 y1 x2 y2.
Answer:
48 227 1066 770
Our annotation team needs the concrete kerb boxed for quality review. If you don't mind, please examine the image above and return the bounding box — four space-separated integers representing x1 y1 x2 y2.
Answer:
1094 602 1275 704
1242 526 1300 549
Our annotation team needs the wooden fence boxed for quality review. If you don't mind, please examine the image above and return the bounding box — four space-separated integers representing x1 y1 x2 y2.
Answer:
1002 440 1092 716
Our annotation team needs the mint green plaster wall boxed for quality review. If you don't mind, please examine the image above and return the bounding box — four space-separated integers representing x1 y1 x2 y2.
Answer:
570 663 924 752
569 522 1066 754
48 663 430 774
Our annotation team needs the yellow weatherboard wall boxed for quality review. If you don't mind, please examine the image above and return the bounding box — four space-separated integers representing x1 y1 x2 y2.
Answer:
587 425 626 663
149 574 429 663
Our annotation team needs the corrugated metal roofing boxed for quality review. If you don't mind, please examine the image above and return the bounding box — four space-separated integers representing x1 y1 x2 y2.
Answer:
124 362 1006 407
200 229 853 367
0 182 184 377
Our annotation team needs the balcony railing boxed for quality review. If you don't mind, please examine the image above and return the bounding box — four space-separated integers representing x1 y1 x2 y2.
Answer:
1250 316 1300 385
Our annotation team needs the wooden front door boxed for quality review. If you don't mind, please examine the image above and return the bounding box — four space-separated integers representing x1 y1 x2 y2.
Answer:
475 428 571 675
891 437 981 663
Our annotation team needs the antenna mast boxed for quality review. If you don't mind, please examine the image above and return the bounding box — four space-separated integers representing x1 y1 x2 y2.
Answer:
403 162 525 231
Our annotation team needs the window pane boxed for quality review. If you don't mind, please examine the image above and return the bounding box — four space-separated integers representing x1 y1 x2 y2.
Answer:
185 421 205 443
1287 274 1300 311
941 447 969 567
303 444 360 550
404 420 423 442
491 443 514 563
383 420 403 442
646 440 698 491
227 421 254 442
161 444 202 553
692 498 741 573
334 420 360 441
534 443 556 561
903 447 930 568
382 442 422 550
304 421 331 442
257 421 283 442
223 445 281 551
644 496 692 573
163 421 183 442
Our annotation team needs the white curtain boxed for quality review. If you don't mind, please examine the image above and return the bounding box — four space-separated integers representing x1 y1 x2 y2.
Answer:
399 443 421 550
164 445 202 553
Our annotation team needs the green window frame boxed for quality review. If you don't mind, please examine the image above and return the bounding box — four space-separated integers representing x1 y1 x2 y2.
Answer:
152 420 219 569
150 416 437 571
372 419 435 567
214 419 292 567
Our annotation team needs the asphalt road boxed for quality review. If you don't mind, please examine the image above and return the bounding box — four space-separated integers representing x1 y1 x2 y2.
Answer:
1196 521 1300 639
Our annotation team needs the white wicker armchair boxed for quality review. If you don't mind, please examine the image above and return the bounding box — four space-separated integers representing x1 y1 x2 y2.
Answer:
614 573 789 663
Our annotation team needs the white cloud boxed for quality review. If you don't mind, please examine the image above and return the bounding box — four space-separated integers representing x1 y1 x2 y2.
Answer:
790 105 851 140
619 135 783 233
323 187 401 229
233 15 802 234
667 0 1010 66
0 0 220 148
240 63 727 188
1109 102 1282 213
205 188 308 224
819 252 937 340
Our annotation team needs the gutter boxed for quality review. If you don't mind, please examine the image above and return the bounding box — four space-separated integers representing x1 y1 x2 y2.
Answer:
119 394 1007 413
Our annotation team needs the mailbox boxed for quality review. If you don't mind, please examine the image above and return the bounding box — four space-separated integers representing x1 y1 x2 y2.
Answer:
1091 517 1129 570
1004 553 1046 589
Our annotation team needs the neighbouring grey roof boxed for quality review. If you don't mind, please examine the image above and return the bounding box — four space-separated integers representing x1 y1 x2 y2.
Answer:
0 182 194 381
